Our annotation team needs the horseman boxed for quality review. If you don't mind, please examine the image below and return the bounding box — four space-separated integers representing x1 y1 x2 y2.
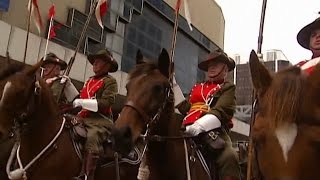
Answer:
296 15 320 74
177 49 240 180
40 53 79 105
72 49 118 180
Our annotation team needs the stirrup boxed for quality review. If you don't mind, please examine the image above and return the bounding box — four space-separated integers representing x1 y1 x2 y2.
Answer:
73 174 88 180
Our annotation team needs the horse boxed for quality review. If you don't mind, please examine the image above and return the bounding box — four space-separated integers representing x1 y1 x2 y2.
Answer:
0 63 25 180
0 62 139 180
111 49 213 180
249 50 320 180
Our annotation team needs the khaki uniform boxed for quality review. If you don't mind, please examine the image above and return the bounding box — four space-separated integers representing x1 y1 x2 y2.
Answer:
46 76 79 108
78 74 118 154
178 81 240 178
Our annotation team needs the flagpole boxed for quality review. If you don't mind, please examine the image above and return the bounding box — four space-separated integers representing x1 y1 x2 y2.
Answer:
168 2 180 83
56 0 98 102
43 16 53 59
64 0 98 76
247 0 268 180
23 0 33 64
257 0 267 58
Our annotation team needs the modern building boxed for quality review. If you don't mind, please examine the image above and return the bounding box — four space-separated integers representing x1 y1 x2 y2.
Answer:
0 0 249 141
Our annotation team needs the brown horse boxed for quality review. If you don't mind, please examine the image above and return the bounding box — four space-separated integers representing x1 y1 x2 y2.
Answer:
249 50 320 180
0 63 25 180
0 62 138 180
111 49 211 180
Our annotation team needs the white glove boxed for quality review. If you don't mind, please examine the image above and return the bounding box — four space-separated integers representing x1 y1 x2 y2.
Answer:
73 99 83 108
60 75 70 84
64 80 79 102
185 122 204 136
185 114 221 136
73 99 98 112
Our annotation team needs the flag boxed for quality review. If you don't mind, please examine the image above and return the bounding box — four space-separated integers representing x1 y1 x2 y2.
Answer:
28 0 43 34
175 0 192 31
183 0 192 31
0 0 10 12
175 0 182 13
48 4 55 19
95 0 108 28
49 23 62 39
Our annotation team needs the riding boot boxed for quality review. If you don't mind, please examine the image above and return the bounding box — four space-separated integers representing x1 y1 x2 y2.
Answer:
73 152 99 180
221 176 240 180
73 155 87 180
85 152 99 180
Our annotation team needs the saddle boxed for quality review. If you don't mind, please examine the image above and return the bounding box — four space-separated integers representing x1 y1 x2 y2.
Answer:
63 114 141 166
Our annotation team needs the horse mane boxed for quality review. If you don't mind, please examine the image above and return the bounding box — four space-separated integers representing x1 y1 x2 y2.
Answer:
265 66 305 129
128 62 158 81
0 63 24 80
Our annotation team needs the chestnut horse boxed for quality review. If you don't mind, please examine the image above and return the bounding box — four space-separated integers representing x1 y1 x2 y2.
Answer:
0 63 24 180
0 62 138 180
249 50 320 180
111 49 211 180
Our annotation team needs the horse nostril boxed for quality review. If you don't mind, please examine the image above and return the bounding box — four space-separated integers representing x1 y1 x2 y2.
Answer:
110 126 133 155
123 126 132 139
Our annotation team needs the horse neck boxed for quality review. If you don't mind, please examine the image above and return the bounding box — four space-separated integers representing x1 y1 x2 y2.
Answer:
20 91 61 156
147 102 186 177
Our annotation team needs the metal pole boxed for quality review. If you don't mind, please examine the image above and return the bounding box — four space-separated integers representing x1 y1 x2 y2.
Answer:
247 0 267 180
43 17 54 59
56 0 97 102
23 0 33 64
168 4 180 84
257 0 268 57
64 0 97 76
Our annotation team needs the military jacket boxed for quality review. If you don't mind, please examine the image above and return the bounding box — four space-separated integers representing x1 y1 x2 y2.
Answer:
178 81 236 128
78 74 118 118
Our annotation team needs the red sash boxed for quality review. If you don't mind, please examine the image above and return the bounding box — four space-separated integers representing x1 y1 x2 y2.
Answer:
78 77 111 118
183 82 222 125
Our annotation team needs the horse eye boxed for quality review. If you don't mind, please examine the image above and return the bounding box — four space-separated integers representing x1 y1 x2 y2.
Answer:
153 84 163 94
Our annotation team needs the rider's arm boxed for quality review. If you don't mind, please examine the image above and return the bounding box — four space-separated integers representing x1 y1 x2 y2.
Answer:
96 77 118 111
207 82 236 125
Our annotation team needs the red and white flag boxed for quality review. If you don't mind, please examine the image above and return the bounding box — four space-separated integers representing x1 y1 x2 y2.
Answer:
175 0 192 31
175 0 182 13
28 0 43 34
48 4 55 19
95 0 108 28
183 0 192 31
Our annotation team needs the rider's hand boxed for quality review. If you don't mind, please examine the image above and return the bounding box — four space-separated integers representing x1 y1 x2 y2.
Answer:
60 75 70 84
73 99 83 108
185 122 204 136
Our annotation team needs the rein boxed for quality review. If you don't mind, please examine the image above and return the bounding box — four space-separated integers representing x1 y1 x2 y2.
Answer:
4 77 67 180
6 118 66 180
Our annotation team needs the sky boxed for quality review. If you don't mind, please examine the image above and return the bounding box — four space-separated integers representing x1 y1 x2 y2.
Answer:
214 0 320 64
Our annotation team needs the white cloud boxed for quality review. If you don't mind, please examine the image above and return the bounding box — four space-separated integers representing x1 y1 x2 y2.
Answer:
215 0 319 64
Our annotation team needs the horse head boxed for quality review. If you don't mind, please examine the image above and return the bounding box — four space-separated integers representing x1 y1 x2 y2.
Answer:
249 50 320 179
111 49 174 155
0 61 55 140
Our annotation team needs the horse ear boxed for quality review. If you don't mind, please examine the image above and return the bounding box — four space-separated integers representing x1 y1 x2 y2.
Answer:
136 50 145 64
158 48 170 78
25 61 42 77
249 50 272 97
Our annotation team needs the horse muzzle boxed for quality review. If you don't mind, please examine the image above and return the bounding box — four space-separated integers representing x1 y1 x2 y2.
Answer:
110 126 134 156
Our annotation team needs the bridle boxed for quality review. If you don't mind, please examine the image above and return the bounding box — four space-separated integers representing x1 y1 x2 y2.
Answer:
123 85 172 136
4 75 67 180
250 98 264 180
